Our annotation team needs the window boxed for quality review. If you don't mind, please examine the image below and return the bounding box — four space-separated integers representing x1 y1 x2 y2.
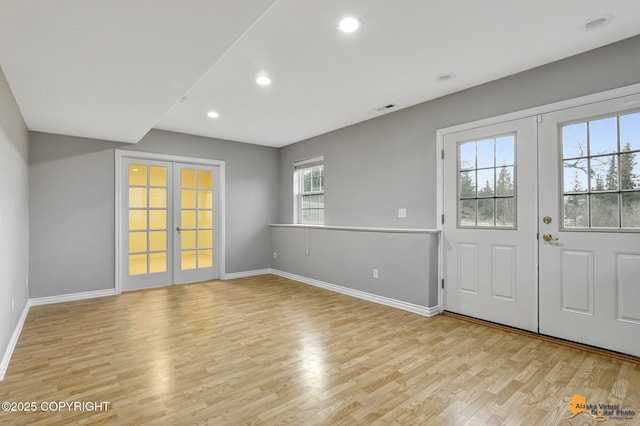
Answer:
562 112 640 229
457 134 516 228
294 157 324 224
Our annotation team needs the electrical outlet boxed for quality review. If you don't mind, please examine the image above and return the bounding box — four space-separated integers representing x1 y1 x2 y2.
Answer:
398 208 407 218
373 269 379 279
273 252 277 259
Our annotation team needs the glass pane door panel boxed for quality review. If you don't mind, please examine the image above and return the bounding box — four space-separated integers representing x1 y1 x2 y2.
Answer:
198 211 212 228
198 170 213 188
199 250 213 268
198 230 213 248
181 210 196 228
149 188 167 208
149 166 167 186
181 251 197 270
457 134 516 228
149 231 167 251
149 252 167 273
129 188 147 208
129 165 147 185
560 112 640 229
129 254 147 275
149 210 166 230
182 190 196 208
182 231 197 250
589 117 617 155
129 210 147 230
128 163 169 276
198 190 213 209
181 169 197 188
179 166 215 272
129 232 147 253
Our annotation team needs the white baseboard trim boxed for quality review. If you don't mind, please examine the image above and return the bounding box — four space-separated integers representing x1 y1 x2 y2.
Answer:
0 301 30 381
29 289 117 307
270 269 440 317
1 288 117 381
222 269 272 280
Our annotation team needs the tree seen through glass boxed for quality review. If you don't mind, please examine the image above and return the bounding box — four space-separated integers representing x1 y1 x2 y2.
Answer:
458 134 515 227
562 112 640 228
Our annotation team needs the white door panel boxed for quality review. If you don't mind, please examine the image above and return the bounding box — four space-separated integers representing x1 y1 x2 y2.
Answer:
444 117 538 332
538 94 640 357
121 158 174 291
173 163 219 284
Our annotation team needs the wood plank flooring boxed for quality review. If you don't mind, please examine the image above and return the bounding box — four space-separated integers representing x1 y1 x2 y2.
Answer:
1 274 639 425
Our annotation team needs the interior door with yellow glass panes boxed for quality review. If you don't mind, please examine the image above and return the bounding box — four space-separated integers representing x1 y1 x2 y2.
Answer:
123 159 173 290
173 163 219 284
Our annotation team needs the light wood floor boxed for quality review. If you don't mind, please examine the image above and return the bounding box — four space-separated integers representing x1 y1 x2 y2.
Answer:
1 275 639 425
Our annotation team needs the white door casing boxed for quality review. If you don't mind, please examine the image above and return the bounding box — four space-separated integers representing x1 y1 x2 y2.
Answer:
443 117 538 332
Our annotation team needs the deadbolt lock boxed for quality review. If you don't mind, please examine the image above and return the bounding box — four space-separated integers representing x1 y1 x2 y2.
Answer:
543 216 552 224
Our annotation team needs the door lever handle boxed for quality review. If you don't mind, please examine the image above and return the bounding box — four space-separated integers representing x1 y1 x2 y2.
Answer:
542 233 558 242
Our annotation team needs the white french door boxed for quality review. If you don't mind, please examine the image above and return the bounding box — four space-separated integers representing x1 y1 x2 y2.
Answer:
118 153 222 291
173 163 219 284
443 92 640 357
538 94 640 357
443 117 538 332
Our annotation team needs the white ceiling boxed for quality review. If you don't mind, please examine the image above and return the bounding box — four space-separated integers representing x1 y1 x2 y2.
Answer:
1 1 640 147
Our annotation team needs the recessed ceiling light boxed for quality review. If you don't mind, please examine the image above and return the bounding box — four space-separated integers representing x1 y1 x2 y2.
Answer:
437 73 456 81
339 17 360 33
584 14 613 31
207 111 219 119
256 75 272 86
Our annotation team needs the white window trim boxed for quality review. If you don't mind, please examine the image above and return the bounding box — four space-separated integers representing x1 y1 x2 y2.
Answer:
293 156 324 224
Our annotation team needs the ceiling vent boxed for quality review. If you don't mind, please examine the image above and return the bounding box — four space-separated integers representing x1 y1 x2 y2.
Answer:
375 104 396 112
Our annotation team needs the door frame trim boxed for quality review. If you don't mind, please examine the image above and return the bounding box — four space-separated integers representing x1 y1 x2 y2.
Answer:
114 150 226 294
436 81 640 313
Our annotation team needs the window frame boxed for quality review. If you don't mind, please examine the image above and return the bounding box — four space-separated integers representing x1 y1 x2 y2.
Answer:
293 156 325 225
559 109 640 232
456 133 518 230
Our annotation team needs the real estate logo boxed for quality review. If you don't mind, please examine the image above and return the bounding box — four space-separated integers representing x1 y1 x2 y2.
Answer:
566 395 636 422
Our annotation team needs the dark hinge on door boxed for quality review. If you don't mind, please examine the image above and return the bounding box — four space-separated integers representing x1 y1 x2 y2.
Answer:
441 214 445 224
441 149 444 159
441 278 445 289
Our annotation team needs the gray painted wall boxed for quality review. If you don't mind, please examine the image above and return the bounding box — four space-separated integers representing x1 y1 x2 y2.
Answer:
29 130 279 298
275 35 640 307
0 66 29 376
271 227 438 307
278 35 640 228
19 35 640 308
